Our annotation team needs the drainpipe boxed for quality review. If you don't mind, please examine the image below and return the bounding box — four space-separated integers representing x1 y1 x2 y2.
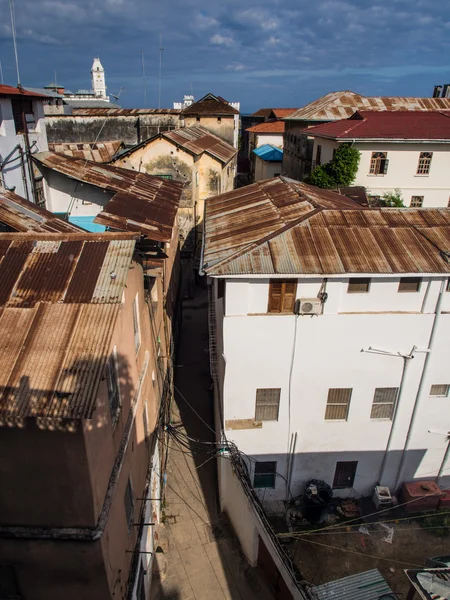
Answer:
436 436 450 485
22 111 38 204
378 349 415 485
18 146 30 201
394 279 447 491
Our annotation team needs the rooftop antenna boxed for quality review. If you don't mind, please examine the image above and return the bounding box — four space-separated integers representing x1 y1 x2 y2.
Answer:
158 33 163 109
0 59 4 85
141 51 147 108
9 0 20 86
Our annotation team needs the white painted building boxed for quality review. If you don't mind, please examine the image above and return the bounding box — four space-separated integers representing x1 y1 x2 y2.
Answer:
302 110 450 208
0 85 48 202
203 177 450 521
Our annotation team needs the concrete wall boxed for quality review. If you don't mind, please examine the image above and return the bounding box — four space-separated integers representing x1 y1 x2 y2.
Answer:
183 115 236 147
39 167 113 217
216 275 450 508
0 97 48 200
308 136 450 207
46 114 180 146
254 157 282 182
0 259 164 600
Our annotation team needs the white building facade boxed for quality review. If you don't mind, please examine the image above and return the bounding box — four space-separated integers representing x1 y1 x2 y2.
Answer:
303 110 450 208
203 178 450 517
0 86 48 202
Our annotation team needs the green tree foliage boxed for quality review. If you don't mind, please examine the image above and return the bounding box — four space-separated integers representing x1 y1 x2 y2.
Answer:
379 189 404 207
305 143 361 189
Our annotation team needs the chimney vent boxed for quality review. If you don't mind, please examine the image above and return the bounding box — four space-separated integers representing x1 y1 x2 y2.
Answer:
433 85 443 98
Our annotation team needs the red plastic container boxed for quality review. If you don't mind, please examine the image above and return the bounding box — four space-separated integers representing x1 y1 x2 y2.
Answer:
399 481 441 513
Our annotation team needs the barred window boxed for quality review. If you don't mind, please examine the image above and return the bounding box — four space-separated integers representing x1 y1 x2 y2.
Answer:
347 278 371 293
333 461 358 489
106 349 121 424
430 384 449 397
325 388 352 420
417 152 432 175
255 388 280 421
370 387 398 419
410 196 424 207
369 152 388 175
124 478 135 532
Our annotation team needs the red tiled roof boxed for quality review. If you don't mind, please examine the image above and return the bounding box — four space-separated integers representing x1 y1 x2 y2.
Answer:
304 110 450 140
0 84 47 99
246 120 285 133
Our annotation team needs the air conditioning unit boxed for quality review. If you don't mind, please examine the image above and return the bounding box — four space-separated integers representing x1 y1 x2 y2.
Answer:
295 298 322 316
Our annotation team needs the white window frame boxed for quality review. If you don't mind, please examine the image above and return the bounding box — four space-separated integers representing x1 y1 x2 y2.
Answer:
132 294 141 354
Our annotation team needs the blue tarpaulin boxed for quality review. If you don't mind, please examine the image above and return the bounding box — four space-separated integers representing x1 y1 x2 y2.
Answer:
68 216 106 232
253 144 283 162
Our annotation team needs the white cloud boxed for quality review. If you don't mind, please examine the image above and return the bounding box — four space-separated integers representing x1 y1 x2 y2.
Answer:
197 13 218 29
210 33 234 46
225 62 246 71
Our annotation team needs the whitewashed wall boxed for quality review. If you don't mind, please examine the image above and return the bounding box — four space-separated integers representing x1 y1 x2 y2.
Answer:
311 137 450 207
0 98 48 200
216 276 450 503
41 170 113 216
256 132 284 148
254 157 282 181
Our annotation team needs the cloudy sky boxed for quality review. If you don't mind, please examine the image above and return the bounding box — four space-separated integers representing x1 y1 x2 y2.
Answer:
0 0 449 112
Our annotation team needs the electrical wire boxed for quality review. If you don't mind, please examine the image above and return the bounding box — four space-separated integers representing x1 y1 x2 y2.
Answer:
299 537 425 568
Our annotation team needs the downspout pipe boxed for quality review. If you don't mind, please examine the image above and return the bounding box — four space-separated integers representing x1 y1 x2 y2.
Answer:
394 278 446 491
436 437 450 485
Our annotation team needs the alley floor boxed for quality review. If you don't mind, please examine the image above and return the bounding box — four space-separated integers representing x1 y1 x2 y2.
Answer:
151 285 274 600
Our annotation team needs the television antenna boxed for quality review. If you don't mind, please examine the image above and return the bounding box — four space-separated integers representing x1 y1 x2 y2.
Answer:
141 51 147 107
158 33 163 109
9 0 20 85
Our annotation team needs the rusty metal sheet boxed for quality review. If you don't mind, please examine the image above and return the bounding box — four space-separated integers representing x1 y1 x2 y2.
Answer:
48 141 123 163
64 241 110 303
70 107 180 116
287 91 450 122
163 126 236 163
0 190 82 233
33 152 183 242
0 241 34 305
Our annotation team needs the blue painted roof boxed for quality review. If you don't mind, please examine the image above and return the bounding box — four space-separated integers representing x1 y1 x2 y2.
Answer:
68 216 106 232
252 144 283 162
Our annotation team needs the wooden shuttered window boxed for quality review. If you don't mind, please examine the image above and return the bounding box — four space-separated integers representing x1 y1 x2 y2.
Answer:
333 461 358 489
255 388 280 421
268 280 297 313
325 388 352 420
347 278 371 293
370 387 398 419
430 384 449 397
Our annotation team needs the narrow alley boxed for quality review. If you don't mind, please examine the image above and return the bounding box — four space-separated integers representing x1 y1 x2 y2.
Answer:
151 285 274 600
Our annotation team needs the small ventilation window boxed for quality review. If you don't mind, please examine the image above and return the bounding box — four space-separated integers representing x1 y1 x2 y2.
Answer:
430 384 449 397
255 389 281 421
398 277 422 292
347 278 371 293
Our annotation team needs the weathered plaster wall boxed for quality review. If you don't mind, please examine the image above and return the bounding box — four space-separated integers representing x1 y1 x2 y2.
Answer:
183 115 235 146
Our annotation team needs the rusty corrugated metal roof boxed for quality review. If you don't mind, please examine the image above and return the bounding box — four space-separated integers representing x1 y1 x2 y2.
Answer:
0 190 82 233
181 93 239 116
203 177 450 276
286 91 450 122
163 126 236 163
0 84 47 99
33 152 183 242
69 107 180 116
48 141 124 163
0 232 137 421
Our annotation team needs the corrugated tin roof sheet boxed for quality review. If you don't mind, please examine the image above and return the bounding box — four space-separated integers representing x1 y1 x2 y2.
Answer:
69 107 180 116
203 176 450 276
246 121 285 133
0 84 47 99
304 110 450 140
253 144 283 162
0 190 82 233
314 569 393 600
181 93 239 116
163 126 236 163
286 91 450 122
33 152 183 242
0 232 137 421
48 141 124 163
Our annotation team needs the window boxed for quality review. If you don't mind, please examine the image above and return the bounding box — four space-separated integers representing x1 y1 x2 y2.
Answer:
196 116 200 122
370 387 398 419
217 117 222 123
316 144 322 166
347 278 371 293
132 295 141 353
268 280 297 313
255 388 280 421
369 152 389 175
11 98 33 134
417 152 432 175
124 478 135 532
106 350 121 423
398 277 421 292
325 388 352 420
410 196 424 207
0 565 21 599
254 461 276 488
430 384 449 397
333 461 358 489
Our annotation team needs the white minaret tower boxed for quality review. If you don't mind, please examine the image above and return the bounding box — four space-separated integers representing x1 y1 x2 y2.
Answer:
91 57 108 100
